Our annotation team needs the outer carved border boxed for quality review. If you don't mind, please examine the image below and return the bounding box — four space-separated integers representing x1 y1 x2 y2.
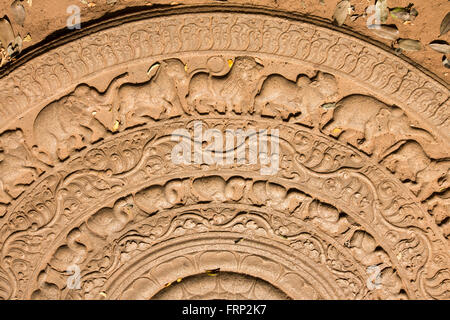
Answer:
0 4 448 141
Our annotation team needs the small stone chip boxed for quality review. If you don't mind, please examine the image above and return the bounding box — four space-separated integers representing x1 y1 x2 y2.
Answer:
254 57 263 65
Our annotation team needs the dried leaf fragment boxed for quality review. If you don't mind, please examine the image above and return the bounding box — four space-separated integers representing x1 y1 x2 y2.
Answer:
375 0 389 23
147 62 160 78
443 55 450 69
350 14 361 22
10 0 26 26
0 17 15 49
348 5 355 16
0 47 8 67
14 35 22 54
368 24 399 41
254 57 263 65
390 5 418 22
390 8 408 21
23 33 31 42
440 12 450 36
397 39 422 51
322 103 336 109
410 8 419 19
429 40 450 54
6 43 14 56
205 268 220 276
332 0 350 26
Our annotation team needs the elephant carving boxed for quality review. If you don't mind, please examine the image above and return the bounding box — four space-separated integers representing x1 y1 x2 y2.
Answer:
0 129 46 215
33 74 128 164
382 141 449 201
254 71 338 125
186 56 263 115
114 59 189 128
322 95 435 159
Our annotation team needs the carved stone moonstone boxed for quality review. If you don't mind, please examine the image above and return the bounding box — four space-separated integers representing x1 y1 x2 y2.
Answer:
0 6 448 300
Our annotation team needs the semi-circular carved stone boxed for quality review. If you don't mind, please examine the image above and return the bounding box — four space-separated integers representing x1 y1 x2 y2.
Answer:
0 5 448 300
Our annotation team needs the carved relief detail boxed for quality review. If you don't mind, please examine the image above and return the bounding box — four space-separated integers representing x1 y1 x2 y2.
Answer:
0 114 447 299
0 8 448 300
0 11 447 139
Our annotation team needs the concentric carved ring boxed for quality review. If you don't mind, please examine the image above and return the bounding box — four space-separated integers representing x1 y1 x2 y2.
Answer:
0 5 448 300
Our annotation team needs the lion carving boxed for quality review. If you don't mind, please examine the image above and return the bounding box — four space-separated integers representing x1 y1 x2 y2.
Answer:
114 59 189 128
186 56 263 115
